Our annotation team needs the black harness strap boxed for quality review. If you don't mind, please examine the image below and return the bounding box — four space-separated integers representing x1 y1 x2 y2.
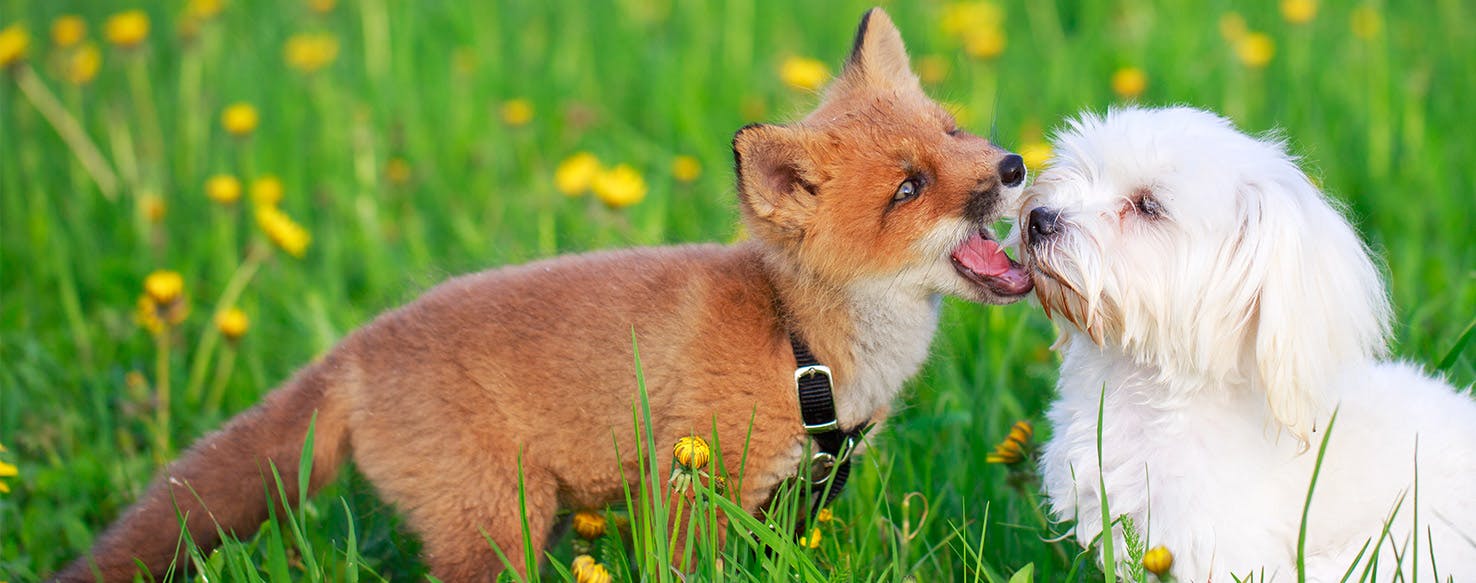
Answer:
790 333 869 517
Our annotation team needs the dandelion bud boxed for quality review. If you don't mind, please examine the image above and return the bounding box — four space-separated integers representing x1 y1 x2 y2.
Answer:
206 174 242 204
671 155 701 183
673 435 710 471
1143 545 1174 576
592 164 647 209
1111 67 1147 100
216 308 249 342
0 25 28 70
144 270 184 306
571 510 606 540
250 175 283 207
221 103 259 137
554 152 600 196
104 10 150 49
499 99 533 127
779 57 829 91
51 16 86 49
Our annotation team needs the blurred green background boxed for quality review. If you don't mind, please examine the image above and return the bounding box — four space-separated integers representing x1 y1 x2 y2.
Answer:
2 0 1472 580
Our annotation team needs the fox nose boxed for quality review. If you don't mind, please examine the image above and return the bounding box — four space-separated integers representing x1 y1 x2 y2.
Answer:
1028 207 1060 241
999 154 1026 188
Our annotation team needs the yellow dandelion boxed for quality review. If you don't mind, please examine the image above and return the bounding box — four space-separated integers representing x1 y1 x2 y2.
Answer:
500 99 533 127
135 296 165 334
592 164 648 209
940 2 1004 39
1236 32 1275 68
206 174 242 205
985 437 1024 464
139 192 167 224
918 54 950 85
65 43 102 86
255 205 311 258
985 420 1033 464
572 510 607 540
144 270 184 305
1007 419 1033 444
125 370 148 391
1280 0 1317 24
309 0 337 14
1020 141 1052 174
221 102 258 137
963 27 1007 60
216 308 249 341
1351 6 1382 40
186 0 226 21
555 152 601 196
0 456 15 495
284 32 338 73
104 10 150 49
1218 12 1247 42
575 563 611 583
672 435 710 471
385 157 412 185
52 15 87 49
779 56 830 92
1143 545 1174 576
0 24 29 68
816 507 834 523
1111 67 1147 100
798 527 822 549
671 155 701 183
251 175 284 207
571 555 596 580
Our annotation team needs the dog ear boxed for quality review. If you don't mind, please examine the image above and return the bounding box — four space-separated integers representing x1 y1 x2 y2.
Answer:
1244 164 1390 445
828 8 922 98
732 123 821 239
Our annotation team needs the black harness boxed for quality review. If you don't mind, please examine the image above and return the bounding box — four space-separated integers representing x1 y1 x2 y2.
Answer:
789 333 870 518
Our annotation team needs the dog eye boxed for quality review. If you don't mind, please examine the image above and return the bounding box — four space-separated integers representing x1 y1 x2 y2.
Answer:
1135 194 1164 218
893 178 921 203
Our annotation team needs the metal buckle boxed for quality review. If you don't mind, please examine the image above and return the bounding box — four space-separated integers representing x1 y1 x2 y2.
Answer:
795 365 838 434
807 435 858 486
807 451 837 485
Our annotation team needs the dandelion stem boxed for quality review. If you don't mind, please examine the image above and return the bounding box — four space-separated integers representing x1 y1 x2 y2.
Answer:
13 65 119 200
125 54 165 181
204 344 238 416
154 328 171 460
185 244 269 404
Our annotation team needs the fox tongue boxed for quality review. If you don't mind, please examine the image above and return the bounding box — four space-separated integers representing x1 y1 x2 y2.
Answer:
952 232 1013 276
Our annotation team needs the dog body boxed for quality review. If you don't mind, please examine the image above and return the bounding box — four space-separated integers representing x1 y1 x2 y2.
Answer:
57 9 1033 582
1021 107 1476 581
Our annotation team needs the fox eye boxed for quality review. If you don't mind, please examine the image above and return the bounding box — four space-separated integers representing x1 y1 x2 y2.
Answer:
1134 193 1164 218
893 178 921 203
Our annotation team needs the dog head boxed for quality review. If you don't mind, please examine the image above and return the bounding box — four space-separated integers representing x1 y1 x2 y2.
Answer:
732 8 1032 304
1018 107 1390 441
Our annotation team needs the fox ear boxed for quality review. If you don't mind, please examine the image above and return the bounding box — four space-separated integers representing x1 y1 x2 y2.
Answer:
732 123 820 238
833 7 922 95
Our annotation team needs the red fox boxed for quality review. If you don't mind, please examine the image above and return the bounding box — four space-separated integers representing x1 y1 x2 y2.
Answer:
55 8 1031 582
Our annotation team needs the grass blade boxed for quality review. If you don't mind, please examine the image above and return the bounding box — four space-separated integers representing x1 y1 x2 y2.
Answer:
1297 409 1340 583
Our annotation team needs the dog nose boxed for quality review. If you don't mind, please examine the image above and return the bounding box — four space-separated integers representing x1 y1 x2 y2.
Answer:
1028 207 1060 240
999 154 1026 187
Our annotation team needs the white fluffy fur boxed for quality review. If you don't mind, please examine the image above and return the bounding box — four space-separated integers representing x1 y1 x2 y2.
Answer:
1018 107 1476 581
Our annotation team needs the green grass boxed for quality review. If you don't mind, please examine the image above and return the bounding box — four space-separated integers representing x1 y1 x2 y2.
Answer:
2 0 1474 581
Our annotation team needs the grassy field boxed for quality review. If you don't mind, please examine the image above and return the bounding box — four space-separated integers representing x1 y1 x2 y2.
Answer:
2 0 1474 580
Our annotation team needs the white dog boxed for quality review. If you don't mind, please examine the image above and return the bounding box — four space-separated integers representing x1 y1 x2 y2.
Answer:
1017 107 1476 581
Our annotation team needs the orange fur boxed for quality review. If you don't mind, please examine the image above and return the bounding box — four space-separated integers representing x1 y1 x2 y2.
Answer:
53 8 1025 582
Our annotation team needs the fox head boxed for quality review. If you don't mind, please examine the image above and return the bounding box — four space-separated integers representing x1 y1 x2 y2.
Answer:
733 8 1032 304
